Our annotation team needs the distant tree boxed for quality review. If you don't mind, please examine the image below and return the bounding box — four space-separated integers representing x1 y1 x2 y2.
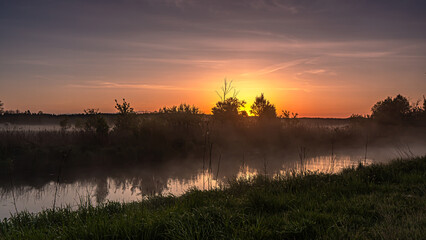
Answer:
212 79 246 121
423 95 426 111
84 108 109 136
349 114 369 119
159 103 200 114
159 103 202 129
114 99 137 130
115 99 134 115
371 94 411 124
250 93 277 119
0 100 3 115
59 118 70 130
84 108 100 115
280 110 298 119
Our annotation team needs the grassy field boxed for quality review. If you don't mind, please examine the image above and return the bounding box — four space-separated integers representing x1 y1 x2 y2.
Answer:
1 156 424 239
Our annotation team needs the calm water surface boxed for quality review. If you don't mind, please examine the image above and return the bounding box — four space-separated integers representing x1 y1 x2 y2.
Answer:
2 144 424 220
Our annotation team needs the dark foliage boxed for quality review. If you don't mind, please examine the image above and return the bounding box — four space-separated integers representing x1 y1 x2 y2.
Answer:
0 100 4 115
159 103 200 114
114 99 138 131
83 108 109 137
371 94 426 125
250 93 277 119
212 97 247 121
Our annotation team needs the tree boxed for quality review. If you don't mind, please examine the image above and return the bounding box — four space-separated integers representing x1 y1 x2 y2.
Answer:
115 98 134 115
212 79 246 121
159 103 202 128
114 99 137 130
59 118 70 130
212 97 246 119
159 103 200 114
280 110 298 119
84 108 109 136
0 100 4 115
371 94 411 124
216 78 238 101
250 93 277 119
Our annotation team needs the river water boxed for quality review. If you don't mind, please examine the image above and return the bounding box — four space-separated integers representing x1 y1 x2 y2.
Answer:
1 143 424 220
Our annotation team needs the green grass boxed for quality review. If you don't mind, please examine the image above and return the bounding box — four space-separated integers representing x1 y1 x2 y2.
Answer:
1 157 425 239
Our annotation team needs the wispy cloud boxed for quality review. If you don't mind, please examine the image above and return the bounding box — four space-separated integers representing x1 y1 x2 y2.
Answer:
241 59 309 76
274 87 310 92
328 51 394 58
67 81 206 91
296 69 337 77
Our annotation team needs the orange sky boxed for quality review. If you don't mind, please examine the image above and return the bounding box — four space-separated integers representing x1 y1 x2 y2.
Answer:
1 1 425 117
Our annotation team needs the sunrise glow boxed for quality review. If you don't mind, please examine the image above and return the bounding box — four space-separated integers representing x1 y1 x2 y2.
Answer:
1 1 425 117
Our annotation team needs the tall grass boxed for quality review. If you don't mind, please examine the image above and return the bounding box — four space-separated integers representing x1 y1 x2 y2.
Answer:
1 156 424 239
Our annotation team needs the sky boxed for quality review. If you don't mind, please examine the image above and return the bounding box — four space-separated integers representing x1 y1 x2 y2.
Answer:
0 0 425 117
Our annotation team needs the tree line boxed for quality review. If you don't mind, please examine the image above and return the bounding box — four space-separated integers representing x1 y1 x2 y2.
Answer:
1 80 425 127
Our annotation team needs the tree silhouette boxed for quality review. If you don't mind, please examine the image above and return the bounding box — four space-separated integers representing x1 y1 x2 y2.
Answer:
114 99 137 130
0 100 4 115
423 95 426 111
371 94 411 124
250 93 277 119
84 108 109 136
212 97 246 118
115 99 134 115
212 80 246 121
216 78 238 101
159 103 200 114
280 110 298 119
159 103 202 129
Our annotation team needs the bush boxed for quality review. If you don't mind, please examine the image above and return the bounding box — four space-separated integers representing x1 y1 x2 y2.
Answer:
371 94 425 124
84 109 109 136
114 99 138 131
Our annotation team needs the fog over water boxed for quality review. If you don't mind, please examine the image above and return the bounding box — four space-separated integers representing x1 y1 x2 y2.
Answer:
1 139 425 220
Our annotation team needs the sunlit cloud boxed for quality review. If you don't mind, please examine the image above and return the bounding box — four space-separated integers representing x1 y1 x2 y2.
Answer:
68 81 207 91
1 0 425 116
296 69 337 77
328 51 395 58
241 59 309 76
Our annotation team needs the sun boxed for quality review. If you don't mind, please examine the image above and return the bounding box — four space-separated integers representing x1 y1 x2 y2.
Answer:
241 104 254 116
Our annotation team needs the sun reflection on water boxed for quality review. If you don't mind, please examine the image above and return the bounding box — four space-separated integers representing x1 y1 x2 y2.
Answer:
0 155 375 219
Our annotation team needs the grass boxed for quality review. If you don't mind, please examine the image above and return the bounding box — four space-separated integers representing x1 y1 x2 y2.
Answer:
1 156 425 239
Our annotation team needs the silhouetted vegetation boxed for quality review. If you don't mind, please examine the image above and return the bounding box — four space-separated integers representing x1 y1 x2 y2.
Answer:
212 97 247 120
371 94 411 124
280 110 298 119
83 108 109 137
1 156 424 239
159 103 200 114
212 79 247 121
250 93 277 119
114 98 138 131
0 100 4 115
1 93 425 184
371 94 426 125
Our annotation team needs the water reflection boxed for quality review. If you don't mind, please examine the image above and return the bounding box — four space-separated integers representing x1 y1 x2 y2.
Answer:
0 147 423 220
